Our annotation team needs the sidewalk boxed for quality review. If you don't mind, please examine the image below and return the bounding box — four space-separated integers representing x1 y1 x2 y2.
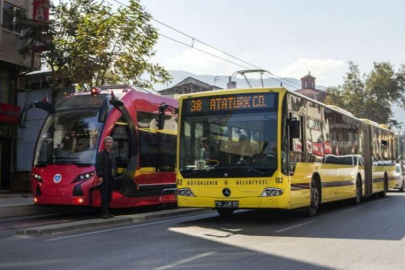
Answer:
0 196 89 219
17 207 209 236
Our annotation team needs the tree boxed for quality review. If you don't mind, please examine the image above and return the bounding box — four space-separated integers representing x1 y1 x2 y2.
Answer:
324 62 405 126
17 0 171 104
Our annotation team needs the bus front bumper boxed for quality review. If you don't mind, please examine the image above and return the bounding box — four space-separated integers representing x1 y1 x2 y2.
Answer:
177 195 290 209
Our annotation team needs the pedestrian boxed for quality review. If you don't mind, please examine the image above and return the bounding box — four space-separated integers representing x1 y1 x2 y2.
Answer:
96 136 116 219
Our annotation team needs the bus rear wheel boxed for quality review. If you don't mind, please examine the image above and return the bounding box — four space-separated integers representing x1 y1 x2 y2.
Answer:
217 209 234 217
379 175 388 198
353 176 362 205
306 178 320 217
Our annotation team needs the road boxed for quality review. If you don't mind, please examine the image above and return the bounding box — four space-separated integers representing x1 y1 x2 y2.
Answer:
1 193 405 270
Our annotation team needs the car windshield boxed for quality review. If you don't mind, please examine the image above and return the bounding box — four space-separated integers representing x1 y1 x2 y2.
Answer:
34 109 104 167
179 93 278 178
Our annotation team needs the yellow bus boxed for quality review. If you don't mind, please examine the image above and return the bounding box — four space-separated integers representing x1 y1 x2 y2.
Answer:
173 87 397 216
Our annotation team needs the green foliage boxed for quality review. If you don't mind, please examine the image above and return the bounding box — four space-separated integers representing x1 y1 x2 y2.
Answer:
324 62 405 126
17 0 171 103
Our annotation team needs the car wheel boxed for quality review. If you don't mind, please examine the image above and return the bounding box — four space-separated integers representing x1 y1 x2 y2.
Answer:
353 176 362 205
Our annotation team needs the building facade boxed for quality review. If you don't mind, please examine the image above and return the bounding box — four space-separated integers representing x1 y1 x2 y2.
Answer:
295 73 326 102
0 0 41 192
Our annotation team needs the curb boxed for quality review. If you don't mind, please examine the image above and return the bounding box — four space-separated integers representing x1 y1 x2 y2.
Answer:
17 208 208 236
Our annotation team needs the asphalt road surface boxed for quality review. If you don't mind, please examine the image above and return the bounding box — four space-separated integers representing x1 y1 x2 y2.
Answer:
1 192 405 270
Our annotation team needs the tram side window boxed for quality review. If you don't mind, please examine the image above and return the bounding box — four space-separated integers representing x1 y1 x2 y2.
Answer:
137 112 158 169
157 133 176 171
137 111 156 129
110 118 130 175
139 130 157 168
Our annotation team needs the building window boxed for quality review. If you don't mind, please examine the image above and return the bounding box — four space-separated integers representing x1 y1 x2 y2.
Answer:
304 81 308 88
2 2 23 35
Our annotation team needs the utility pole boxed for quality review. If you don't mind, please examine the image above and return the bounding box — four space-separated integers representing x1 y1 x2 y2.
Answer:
214 76 220 86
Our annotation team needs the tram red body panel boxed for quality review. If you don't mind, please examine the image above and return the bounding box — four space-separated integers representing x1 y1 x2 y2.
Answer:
29 86 178 208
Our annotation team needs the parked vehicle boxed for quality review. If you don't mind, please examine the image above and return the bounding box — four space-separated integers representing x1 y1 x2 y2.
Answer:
394 164 405 192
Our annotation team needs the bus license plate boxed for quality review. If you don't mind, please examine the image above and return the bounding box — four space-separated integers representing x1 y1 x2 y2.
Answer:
215 201 239 208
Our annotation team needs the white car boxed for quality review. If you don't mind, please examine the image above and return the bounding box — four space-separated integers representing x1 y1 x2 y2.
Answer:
394 164 405 192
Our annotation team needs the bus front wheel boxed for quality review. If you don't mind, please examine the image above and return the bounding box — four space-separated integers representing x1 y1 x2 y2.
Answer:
306 178 320 217
217 209 234 217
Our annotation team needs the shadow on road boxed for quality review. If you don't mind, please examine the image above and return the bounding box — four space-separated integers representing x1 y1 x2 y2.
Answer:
172 192 405 241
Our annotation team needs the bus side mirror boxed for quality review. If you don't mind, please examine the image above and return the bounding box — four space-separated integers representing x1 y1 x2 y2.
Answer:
289 119 300 139
98 98 109 123
157 111 165 130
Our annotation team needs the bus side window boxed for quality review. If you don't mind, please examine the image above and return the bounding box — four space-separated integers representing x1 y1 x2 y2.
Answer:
110 117 130 176
290 113 303 152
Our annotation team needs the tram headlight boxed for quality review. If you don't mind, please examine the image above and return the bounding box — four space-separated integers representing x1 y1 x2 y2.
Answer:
260 188 284 197
32 173 43 183
72 172 95 183
177 188 196 197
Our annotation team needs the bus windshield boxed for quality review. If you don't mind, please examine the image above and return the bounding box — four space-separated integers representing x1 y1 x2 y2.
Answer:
179 109 278 178
34 109 104 167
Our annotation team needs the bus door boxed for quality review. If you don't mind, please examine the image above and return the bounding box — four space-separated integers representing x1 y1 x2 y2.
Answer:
288 113 306 205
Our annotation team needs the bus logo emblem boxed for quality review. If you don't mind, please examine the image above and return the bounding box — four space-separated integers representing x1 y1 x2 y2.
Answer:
54 174 62 183
222 188 231 197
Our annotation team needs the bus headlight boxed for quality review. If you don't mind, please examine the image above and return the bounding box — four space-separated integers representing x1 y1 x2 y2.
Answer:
177 188 196 197
260 188 284 197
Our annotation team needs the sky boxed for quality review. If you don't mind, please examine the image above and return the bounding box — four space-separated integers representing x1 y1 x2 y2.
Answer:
109 0 405 126
117 0 405 88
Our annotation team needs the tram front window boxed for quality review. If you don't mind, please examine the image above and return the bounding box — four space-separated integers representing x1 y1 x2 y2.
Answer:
34 109 104 167
179 110 278 178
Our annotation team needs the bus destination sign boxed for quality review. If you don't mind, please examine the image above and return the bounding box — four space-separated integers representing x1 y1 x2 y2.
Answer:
184 93 277 113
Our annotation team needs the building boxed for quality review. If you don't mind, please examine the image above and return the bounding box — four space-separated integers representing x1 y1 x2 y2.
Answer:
0 0 41 192
159 77 222 97
295 73 326 102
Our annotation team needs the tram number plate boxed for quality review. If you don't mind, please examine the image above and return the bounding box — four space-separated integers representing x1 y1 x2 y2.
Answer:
215 201 239 208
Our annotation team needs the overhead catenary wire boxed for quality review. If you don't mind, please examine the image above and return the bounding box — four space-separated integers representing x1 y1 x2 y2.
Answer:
109 0 302 90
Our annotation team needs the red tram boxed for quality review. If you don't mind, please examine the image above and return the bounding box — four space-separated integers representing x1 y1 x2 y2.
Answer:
19 85 177 208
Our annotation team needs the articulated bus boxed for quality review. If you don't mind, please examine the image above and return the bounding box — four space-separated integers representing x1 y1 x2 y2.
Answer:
19 85 177 208
173 87 397 216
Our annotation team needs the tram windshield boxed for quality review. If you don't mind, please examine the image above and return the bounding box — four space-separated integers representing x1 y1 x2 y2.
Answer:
34 109 104 167
179 93 278 178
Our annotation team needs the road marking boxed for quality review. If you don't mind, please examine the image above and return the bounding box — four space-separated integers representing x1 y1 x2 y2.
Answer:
44 212 216 242
152 252 216 270
341 206 363 213
274 220 316 233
